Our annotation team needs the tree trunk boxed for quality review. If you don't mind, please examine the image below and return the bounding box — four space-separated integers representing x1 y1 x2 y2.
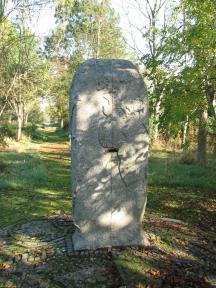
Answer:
197 110 208 165
182 115 189 148
153 96 162 142
22 103 25 127
60 118 64 129
213 93 216 157
0 101 7 117
8 114 12 124
24 112 29 127
16 115 22 141
16 104 23 141
96 19 101 58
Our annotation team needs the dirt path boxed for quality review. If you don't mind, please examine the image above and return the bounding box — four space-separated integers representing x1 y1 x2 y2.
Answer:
39 142 70 155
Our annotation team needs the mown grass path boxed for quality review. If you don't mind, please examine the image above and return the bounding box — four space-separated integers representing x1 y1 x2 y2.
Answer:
0 127 71 228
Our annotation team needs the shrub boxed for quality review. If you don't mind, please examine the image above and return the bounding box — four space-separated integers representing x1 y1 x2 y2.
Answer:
0 122 16 146
24 123 38 138
179 152 195 165
0 160 7 171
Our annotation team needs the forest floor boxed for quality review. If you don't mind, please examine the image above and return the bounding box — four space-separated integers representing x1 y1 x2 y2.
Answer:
0 127 215 288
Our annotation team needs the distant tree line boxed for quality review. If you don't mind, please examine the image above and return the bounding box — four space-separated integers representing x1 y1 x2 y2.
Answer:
124 0 216 164
0 0 215 165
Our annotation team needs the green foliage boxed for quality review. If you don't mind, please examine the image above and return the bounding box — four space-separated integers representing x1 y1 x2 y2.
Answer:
47 58 73 126
179 152 195 165
137 0 216 152
0 11 51 140
27 103 44 124
0 121 16 145
159 0 216 139
48 0 127 59
45 0 128 125
23 123 38 138
0 122 16 138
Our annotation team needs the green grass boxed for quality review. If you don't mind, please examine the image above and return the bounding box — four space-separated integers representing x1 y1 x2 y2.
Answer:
0 128 71 228
147 149 216 227
30 127 69 143
0 129 215 286
0 132 215 229
114 148 216 286
149 149 216 191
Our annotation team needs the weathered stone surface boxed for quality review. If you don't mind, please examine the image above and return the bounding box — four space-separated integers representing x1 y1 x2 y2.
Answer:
71 59 149 250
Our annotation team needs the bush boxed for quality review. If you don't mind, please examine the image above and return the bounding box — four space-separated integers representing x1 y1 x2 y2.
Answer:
24 123 48 140
0 160 7 171
179 152 195 165
0 122 16 146
24 123 38 138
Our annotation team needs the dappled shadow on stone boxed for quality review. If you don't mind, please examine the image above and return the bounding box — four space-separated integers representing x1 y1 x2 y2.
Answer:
71 59 149 249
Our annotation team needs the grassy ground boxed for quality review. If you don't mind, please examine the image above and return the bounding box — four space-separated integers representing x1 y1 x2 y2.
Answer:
148 149 216 228
0 127 215 287
122 148 216 287
0 127 71 228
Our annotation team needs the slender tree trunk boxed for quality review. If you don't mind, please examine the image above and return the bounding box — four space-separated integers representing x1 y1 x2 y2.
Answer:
197 110 208 165
182 115 189 148
0 101 7 117
24 112 29 126
22 102 25 127
16 104 23 141
96 19 101 58
153 95 162 142
213 93 216 156
8 114 12 123
16 115 22 141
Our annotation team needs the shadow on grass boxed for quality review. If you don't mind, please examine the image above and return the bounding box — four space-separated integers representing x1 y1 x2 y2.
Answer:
147 150 216 229
0 129 71 228
0 215 124 288
116 245 215 287
0 128 215 287
31 128 69 144
0 214 215 287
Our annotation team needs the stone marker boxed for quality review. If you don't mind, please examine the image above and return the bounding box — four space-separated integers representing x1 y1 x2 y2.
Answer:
71 59 149 250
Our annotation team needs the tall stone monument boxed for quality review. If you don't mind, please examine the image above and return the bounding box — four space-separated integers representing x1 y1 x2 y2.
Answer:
71 59 149 250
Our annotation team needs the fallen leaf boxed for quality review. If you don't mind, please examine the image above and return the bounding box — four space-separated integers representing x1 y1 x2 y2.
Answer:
145 269 160 278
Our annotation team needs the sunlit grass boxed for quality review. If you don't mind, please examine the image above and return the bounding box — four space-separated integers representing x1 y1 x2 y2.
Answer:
149 149 216 191
147 150 216 226
0 128 71 228
0 128 215 287
115 149 216 285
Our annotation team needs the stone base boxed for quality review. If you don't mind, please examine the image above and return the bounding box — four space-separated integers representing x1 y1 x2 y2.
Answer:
73 227 150 251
